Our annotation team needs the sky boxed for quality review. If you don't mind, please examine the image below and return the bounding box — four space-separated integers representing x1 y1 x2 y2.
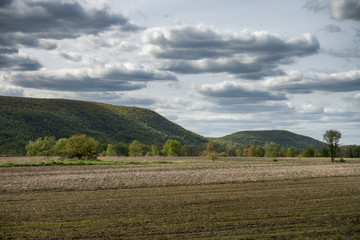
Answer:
0 0 359 144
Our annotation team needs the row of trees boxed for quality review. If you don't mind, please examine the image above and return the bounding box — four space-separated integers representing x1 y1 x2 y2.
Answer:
25 136 186 159
26 135 98 159
25 130 357 160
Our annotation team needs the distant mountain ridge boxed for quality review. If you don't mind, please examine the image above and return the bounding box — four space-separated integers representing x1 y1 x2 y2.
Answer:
0 95 207 155
211 130 326 149
1 95 327 156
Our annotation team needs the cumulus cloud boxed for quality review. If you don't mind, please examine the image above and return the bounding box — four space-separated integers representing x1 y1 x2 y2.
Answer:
0 0 142 48
0 84 24 97
0 49 42 71
0 0 144 75
6 64 177 92
304 0 360 21
142 24 319 79
262 70 360 93
193 81 287 104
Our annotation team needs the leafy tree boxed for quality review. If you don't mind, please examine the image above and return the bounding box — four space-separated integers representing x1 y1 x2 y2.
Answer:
53 138 67 157
114 142 129 156
25 136 56 156
300 147 315 158
64 134 99 159
248 145 256 157
343 145 360 158
162 140 182 156
206 150 218 162
202 142 218 161
129 140 143 156
264 142 282 157
255 146 265 157
106 144 117 156
323 129 342 162
151 145 160 156
286 146 297 157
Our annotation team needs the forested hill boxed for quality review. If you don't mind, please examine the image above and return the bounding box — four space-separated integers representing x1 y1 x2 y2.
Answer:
0 96 207 154
211 130 326 149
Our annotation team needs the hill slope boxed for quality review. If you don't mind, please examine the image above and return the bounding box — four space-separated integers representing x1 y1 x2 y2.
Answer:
211 130 325 149
0 96 207 155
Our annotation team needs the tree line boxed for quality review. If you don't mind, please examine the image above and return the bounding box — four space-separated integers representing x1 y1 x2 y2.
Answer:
24 130 359 160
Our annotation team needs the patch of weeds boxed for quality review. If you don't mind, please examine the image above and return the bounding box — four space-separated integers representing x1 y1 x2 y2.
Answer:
333 233 343 240
272 158 278 162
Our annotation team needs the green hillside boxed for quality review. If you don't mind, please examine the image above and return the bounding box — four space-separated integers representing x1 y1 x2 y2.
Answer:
0 96 207 155
211 130 326 149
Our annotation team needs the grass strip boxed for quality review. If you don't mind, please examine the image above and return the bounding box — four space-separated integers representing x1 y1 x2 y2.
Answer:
0 159 181 167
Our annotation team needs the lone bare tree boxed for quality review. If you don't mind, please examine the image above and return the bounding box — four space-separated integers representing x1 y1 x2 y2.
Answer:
323 130 341 162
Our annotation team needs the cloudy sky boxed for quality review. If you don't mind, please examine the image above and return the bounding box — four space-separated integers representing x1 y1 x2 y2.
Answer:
1 0 359 144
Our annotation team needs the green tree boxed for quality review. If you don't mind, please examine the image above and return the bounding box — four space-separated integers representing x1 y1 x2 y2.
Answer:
162 140 182 156
286 146 297 157
25 136 56 156
64 134 99 159
264 142 281 157
53 138 67 157
151 145 160 156
323 129 342 162
106 144 117 156
300 147 315 158
114 142 129 156
255 146 265 157
129 140 143 156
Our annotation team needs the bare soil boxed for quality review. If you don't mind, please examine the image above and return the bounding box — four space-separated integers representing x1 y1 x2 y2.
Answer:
0 157 359 239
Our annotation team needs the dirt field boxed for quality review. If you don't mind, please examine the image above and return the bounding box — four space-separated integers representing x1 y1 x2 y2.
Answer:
1 157 359 239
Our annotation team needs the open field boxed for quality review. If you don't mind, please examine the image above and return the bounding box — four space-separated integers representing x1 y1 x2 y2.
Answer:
1 157 360 239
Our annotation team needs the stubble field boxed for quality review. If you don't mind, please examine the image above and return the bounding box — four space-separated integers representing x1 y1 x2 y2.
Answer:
1 157 359 239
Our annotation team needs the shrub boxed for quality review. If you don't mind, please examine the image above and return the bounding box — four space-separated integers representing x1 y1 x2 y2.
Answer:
64 134 99 159
25 136 56 156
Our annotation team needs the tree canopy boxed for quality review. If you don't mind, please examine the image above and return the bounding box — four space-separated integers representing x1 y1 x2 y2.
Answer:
323 129 342 162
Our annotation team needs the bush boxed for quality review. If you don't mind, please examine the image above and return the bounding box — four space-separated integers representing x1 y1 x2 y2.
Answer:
25 136 56 156
300 147 315 158
64 134 99 159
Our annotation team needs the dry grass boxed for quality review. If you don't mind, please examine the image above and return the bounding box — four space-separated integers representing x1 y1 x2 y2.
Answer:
1 157 359 191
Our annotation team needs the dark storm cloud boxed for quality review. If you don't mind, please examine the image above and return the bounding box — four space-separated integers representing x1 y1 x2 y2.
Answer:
194 81 287 104
142 25 320 79
7 64 177 92
262 70 360 93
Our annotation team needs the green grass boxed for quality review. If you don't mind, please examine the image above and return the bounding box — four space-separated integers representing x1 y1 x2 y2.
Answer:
0 159 182 167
